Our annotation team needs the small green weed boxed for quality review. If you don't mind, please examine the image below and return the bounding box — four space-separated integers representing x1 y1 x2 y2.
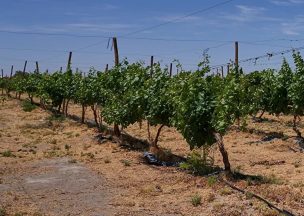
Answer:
65 144 71 151
21 100 36 112
191 194 202 207
207 176 217 187
179 148 220 176
47 114 65 122
121 159 131 166
1 150 15 157
0 208 6 216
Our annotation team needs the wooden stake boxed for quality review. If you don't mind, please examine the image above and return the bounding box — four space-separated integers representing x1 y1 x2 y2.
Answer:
169 63 173 77
23 60 27 74
35 61 39 74
235 41 239 68
113 37 119 66
221 66 224 78
227 64 230 74
150 56 154 76
10 65 13 78
67 52 72 71
112 37 120 137
1 69 3 95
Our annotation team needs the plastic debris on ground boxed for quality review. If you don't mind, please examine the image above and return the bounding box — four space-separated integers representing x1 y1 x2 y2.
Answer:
143 152 182 167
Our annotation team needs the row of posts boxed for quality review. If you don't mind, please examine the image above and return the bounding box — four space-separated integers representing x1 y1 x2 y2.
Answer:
0 38 239 79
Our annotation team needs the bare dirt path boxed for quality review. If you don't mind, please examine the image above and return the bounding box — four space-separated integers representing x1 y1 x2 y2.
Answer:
1 98 303 216
0 157 113 216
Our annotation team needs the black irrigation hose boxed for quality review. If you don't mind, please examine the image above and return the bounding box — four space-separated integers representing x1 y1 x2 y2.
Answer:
220 178 296 216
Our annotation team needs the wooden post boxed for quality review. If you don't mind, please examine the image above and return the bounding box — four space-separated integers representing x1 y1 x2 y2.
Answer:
221 66 224 78
67 52 72 71
235 41 239 68
10 66 14 78
23 60 27 74
35 61 39 74
112 37 120 137
150 56 154 76
105 64 109 72
1 69 3 95
227 64 230 74
113 37 119 66
169 63 173 77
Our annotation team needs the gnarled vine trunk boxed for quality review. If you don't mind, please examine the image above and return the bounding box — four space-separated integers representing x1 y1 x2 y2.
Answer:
113 124 121 137
293 115 302 139
81 104 86 124
91 104 100 129
258 109 265 119
213 132 231 172
65 99 70 116
152 124 165 148
147 121 151 142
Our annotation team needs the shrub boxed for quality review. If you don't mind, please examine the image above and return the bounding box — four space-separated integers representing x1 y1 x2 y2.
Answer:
21 100 36 112
191 194 202 207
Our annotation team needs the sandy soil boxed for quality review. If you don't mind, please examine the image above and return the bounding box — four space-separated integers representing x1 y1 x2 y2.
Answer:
0 97 303 216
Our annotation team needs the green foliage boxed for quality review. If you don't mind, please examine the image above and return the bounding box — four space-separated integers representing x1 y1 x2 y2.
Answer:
102 60 148 128
191 194 202 207
46 113 65 122
1 150 15 157
170 71 216 149
213 67 249 132
144 64 173 127
180 148 218 175
0 208 6 216
289 52 304 116
271 59 293 115
207 176 217 187
21 100 37 112
4 52 304 171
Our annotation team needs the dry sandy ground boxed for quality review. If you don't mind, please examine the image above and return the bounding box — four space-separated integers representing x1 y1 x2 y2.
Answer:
0 97 303 216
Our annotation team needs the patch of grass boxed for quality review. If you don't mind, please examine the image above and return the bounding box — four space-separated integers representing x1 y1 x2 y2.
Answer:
206 193 216 202
14 213 26 216
43 150 62 158
51 145 60 151
0 208 6 216
232 171 283 185
64 144 71 151
87 152 94 159
207 176 217 187
68 159 77 163
104 158 111 163
121 159 131 166
191 194 202 207
1 150 15 157
49 139 57 145
21 100 37 112
219 187 232 196
261 174 284 185
180 149 221 176
46 113 65 122
245 191 254 199
63 132 73 138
